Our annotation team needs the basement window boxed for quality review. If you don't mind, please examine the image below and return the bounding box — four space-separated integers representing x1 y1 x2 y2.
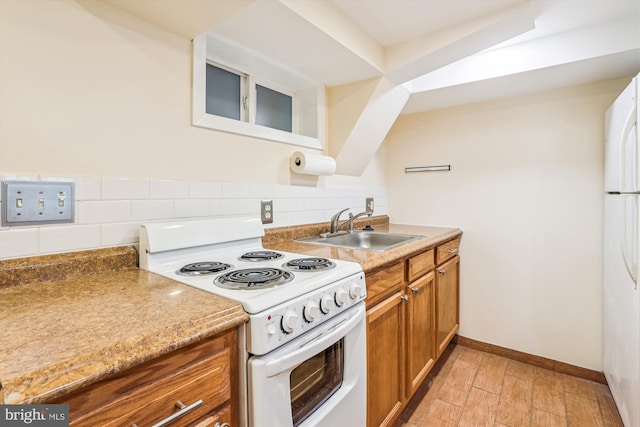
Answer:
255 84 293 132
205 63 295 133
205 63 244 121
193 34 324 150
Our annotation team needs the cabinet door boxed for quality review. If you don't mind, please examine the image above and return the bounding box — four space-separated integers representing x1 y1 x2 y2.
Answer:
406 271 436 397
436 256 460 356
367 291 406 427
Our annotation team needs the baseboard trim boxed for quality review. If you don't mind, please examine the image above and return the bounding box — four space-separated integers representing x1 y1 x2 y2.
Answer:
453 335 607 384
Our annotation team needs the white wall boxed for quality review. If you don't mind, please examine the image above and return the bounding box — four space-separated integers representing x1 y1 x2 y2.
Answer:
386 79 631 371
0 0 386 259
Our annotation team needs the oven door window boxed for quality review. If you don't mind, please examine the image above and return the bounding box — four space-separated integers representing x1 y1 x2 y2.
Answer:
290 339 344 426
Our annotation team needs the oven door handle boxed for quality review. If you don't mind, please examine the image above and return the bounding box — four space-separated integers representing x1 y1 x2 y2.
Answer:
264 304 365 378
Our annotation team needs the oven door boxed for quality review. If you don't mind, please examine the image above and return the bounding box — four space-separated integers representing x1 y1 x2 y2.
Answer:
248 302 366 427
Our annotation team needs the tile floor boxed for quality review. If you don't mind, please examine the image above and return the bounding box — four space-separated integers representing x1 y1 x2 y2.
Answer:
395 344 624 427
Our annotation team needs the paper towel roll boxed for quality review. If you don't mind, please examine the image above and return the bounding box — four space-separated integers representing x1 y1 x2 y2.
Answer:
290 151 336 176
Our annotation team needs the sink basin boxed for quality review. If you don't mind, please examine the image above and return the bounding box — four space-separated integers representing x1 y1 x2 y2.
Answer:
296 231 422 251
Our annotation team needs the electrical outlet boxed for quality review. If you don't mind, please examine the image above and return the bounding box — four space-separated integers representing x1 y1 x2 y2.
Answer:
261 200 273 224
366 197 374 214
1 180 75 226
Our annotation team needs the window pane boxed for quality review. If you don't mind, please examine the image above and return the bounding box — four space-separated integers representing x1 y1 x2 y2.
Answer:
206 64 241 120
290 339 343 426
256 84 292 132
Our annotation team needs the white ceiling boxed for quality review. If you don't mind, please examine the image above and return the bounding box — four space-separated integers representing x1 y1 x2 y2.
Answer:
331 0 638 48
401 0 640 112
107 0 640 113
211 0 639 113
331 0 528 46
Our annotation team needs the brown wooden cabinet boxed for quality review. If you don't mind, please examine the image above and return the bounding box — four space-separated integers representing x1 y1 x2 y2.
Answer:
436 255 460 356
365 237 461 427
189 405 231 427
436 237 460 265
365 261 404 309
405 270 436 397
366 289 406 427
55 328 238 427
435 237 460 357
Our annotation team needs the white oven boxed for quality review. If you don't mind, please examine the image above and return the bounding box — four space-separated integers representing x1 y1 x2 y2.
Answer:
247 303 366 427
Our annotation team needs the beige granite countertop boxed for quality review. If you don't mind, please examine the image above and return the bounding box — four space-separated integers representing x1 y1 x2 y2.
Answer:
0 247 248 404
0 218 460 405
264 219 462 273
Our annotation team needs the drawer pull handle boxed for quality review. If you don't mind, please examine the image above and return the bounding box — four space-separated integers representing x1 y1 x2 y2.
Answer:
144 399 203 427
447 248 458 254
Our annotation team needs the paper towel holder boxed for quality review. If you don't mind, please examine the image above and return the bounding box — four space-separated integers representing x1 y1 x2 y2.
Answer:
290 151 336 176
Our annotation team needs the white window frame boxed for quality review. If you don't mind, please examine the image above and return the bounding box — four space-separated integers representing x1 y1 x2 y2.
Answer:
192 34 324 150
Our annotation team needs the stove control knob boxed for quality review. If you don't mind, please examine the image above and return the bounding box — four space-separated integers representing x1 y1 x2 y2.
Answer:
303 301 321 322
320 294 336 314
267 324 277 336
335 288 349 307
281 310 300 334
349 282 364 299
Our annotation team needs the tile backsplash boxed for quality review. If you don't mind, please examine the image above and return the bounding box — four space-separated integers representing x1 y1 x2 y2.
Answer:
0 175 387 259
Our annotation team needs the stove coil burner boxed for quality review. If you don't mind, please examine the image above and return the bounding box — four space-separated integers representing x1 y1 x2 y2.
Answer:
176 262 233 276
239 251 284 262
215 268 294 290
284 257 337 272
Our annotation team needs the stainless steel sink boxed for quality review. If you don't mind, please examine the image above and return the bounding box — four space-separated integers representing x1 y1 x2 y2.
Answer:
296 231 422 251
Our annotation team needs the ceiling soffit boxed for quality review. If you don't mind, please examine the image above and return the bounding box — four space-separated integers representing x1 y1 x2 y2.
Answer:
209 1 384 87
384 1 536 84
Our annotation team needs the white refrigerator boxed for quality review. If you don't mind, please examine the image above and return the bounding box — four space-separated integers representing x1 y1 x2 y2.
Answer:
604 73 640 427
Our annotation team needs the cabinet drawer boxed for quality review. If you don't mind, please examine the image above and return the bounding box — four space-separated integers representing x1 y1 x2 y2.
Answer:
102 348 230 426
61 331 235 426
406 249 435 282
189 404 231 427
365 261 404 308
436 238 460 265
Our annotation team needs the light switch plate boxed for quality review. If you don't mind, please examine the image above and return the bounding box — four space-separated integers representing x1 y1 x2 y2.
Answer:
1 180 75 226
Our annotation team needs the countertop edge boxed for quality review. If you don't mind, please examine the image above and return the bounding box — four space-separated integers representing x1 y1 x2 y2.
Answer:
7 306 248 405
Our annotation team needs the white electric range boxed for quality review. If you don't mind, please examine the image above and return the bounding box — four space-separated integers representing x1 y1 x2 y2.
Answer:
139 216 368 427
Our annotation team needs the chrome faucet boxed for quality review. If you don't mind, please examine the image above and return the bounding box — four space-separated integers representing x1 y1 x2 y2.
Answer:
327 200 374 235
330 208 350 234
